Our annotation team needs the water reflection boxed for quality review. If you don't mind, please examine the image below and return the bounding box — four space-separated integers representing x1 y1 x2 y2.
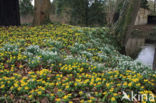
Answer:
136 44 155 67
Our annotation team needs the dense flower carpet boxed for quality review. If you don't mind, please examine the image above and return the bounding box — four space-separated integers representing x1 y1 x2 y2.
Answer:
0 24 155 103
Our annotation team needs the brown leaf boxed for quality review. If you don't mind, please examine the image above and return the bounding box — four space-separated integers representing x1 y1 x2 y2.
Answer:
40 97 49 103
4 64 8 68
10 94 14 99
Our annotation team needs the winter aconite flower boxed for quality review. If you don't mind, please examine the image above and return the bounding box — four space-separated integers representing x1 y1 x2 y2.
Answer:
111 97 116 102
0 24 155 103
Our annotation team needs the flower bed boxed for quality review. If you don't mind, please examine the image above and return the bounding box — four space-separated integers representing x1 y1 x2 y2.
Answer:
0 24 155 103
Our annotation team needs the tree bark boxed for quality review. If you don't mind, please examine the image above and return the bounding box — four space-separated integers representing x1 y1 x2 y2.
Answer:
106 0 119 25
153 48 156 70
0 0 20 26
112 0 124 24
33 0 51 25
112 0 141 46
85 0 88 26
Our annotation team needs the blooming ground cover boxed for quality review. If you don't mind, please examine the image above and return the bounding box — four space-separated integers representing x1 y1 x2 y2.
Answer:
0 24 155 103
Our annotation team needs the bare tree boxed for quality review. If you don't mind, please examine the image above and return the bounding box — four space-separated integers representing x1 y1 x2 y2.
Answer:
33 0 51 25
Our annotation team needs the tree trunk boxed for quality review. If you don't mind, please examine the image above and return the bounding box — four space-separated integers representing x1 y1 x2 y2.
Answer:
153 48 156 70
112 0 141 46
85 0 88 26
112 0 124 24
33 0 51 25
0 0 20 26
106 0 117 26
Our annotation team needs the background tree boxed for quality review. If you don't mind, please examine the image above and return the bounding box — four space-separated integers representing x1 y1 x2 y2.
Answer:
69 0 89 26
33 0 51 25
141 0 149 9
104 0 117 26
88 0 106 26
50 0 56 14
0 0 20 26
148 0 155 11
19 0 33 16
55 0 106 26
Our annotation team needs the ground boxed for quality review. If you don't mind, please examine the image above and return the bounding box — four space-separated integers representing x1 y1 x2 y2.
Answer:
0 24 155 103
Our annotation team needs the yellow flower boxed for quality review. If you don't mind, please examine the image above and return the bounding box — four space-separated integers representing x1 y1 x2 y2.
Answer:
123 82 127 86
136 83 141 87
106 83 110 87
56 98 61 102
110 88 114 92
132 78 139 82
90 81 94 85
14 83 18 87
18 87 22 91
19 65 23 68
65 85 69 89
113 93 118 96
90 96 95 100
10 86 14 90
58 89 62 92
128 82 132 87
117 83 121 86
80 99 84 103
103 92 107 95
79 91 83 95
63 95 68 99
29 95 33 99
111 97 116 101
24 86 29 90
67 93 72 97
50 93 54 96
37 91 42 95
88 100 92 103
74 83 77 86
0 84 5 88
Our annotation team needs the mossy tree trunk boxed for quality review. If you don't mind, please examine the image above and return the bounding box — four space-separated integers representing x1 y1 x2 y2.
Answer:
33 0 51 25
113 0 141 47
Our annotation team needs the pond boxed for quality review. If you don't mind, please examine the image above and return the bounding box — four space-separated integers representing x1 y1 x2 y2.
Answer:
136 44 155 68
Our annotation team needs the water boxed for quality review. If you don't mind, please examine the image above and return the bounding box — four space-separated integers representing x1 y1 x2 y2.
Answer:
136 44 155 67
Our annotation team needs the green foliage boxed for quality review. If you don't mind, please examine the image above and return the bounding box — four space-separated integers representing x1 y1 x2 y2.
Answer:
19 0 33 15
